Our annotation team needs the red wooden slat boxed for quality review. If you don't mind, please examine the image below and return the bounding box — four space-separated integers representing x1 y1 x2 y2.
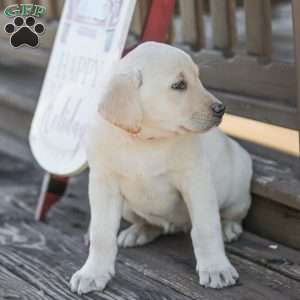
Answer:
141 0 175 42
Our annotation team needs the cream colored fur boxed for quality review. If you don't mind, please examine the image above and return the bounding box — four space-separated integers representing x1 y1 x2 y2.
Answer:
70 42 252 294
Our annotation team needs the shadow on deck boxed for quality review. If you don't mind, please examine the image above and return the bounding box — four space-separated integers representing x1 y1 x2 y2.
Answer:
0 147 300 300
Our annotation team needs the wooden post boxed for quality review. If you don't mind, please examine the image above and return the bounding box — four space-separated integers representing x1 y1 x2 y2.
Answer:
245 0 272 61
131 0 149 37
179 0 205 50
38 0 58 19
210 0 236 55
51 0 64 18
292 0 300 177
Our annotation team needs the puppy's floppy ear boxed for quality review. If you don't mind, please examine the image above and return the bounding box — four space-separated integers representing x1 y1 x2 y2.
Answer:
98 70 143 134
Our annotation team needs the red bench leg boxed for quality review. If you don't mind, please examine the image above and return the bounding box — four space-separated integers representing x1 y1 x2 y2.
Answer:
35 174 68 221
35 0 175 222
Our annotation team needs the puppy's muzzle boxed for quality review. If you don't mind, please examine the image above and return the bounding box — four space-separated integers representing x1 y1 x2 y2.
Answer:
211 102 226 118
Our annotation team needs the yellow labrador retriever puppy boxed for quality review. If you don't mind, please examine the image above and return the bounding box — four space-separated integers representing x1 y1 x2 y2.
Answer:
70 42 252 294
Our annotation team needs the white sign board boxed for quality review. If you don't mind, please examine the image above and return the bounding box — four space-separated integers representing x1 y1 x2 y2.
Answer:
30 0 136 176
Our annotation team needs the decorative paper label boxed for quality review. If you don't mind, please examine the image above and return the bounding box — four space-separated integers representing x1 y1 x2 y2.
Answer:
30 0 136 175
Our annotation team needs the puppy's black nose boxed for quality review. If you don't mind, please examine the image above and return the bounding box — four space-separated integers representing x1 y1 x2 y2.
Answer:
211 102 226 117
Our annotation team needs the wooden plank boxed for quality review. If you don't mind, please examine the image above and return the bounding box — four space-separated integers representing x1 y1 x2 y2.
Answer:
252 153 300 211
245 0 272 60
0 58 43 139
292 0 300 163
212 89 298 130
0 104 32 139
0 246 191 300
245 195 300 252
55 0 64 18
0 59 43 113
0 50 44 139
38 0 58 19
243 147 300 251
0 129 33 162
179 0 205 50
130 0 149 36
227 232 300 282
239 137 300 173
0 265 52 300
210 0 236 54
0 224 191 299
118 234 300 300
189 49 297 107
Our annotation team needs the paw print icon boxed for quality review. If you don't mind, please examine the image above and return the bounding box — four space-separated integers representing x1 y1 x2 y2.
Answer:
5 16 45 48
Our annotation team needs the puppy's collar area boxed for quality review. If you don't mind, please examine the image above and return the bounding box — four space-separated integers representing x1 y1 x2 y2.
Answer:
129 125 196 141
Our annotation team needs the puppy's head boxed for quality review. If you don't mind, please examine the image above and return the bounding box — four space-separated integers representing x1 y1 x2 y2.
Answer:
99 42 225 138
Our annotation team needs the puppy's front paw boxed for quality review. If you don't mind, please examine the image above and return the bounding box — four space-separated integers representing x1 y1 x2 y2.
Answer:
197 261 239 289
70 265 113 295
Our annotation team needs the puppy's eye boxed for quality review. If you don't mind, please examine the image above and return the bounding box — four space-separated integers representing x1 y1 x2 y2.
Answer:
171 80 187 91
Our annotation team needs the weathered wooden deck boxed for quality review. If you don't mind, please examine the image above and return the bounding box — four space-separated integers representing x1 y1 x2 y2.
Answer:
0 136 299 300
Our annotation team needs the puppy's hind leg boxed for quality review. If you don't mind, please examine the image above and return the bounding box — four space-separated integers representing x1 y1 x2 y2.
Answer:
221 194 251 243
118 203 163 248
221 220 243 243
118 223 163 248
